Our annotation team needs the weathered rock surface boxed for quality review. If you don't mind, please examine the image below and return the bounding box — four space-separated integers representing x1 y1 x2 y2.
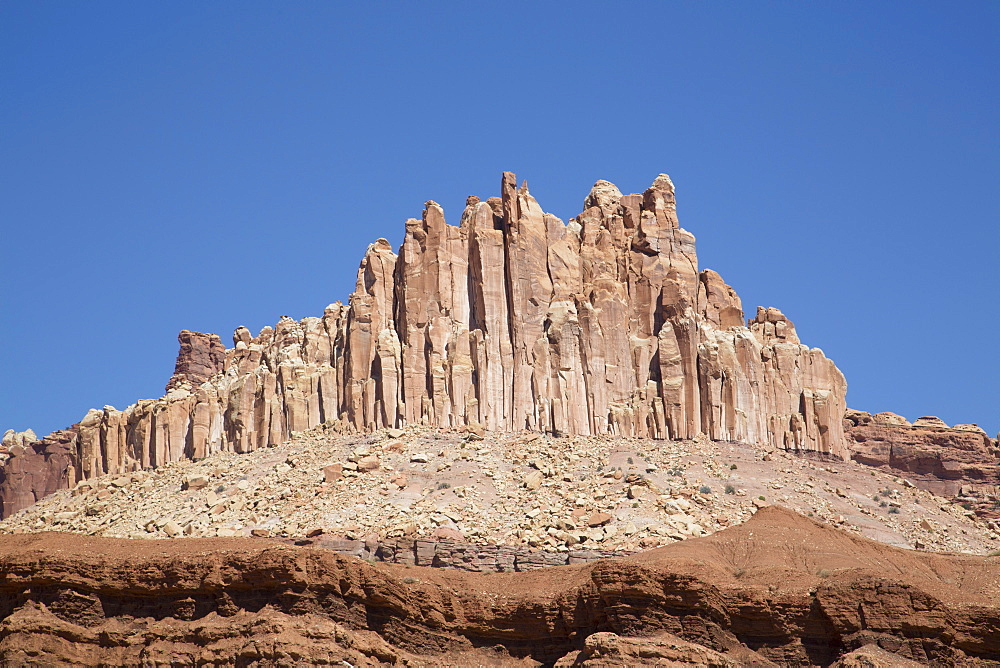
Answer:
285 534 632 572
164 329 226 393
1 173 849 517
2 507 1000 666
846 410 1000 497
0 429 77 518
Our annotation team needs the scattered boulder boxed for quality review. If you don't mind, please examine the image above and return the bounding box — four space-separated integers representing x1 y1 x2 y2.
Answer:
588 512 613 527
183 475 209 491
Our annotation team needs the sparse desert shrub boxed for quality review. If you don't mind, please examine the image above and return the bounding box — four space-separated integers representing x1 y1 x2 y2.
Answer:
699 485 712 494
437 482 451 490
888 506 900 514
730 464 738 470
725 484 736 495
758 495 766 501
816 569 831 578
627 456 634 465
879 501 888 508
402 576 417 584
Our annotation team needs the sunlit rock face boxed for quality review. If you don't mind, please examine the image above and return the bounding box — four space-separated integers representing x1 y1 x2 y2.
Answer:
0 172 848 517
845 410 1000 497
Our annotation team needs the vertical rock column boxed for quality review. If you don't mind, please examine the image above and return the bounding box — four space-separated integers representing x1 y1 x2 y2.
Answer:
345 239 399 430
500 174 554 431
463 197 513 430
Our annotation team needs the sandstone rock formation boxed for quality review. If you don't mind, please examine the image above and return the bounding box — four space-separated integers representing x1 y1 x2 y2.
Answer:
0 429 78 519
845 410 1000 497
164 330 226 393
2 507 1000 666
283 534 632 572
0 173 849 517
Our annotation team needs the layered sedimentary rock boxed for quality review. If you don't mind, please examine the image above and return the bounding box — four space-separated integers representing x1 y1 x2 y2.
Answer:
3 508 1000 666
282 534 631 572
846 410 1000 497
0 173 848 517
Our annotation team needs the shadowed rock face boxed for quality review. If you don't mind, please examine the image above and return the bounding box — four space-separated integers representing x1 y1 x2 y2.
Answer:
0 173 848 517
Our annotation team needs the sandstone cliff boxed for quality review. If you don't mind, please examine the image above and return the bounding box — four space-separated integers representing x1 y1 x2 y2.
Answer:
0 173 848 517
846 410 1000 497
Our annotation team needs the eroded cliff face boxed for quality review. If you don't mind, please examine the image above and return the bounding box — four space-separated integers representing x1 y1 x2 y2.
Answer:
0 173 848 517
3 507 1000 666
846 410 1000 497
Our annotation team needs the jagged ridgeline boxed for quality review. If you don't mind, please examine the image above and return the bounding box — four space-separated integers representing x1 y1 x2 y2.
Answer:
1 172 846 516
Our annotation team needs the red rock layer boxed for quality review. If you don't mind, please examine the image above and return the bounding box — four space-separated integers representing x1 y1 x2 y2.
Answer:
846 410 1000 497
164 330 226 393
1 507 999 666
0 430 77 518
1 173 848 517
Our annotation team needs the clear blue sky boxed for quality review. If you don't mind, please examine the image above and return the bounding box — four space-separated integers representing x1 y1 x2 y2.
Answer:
2 2 997 438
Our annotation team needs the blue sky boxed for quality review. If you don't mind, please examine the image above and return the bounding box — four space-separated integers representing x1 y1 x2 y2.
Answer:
2 2 997 437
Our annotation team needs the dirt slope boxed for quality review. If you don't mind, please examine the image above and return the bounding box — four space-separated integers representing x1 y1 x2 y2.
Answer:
2 506 1000 666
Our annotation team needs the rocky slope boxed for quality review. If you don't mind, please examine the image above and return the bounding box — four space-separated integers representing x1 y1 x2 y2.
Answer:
0 172 849 518
4 425 998 557
3 507 1000 666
